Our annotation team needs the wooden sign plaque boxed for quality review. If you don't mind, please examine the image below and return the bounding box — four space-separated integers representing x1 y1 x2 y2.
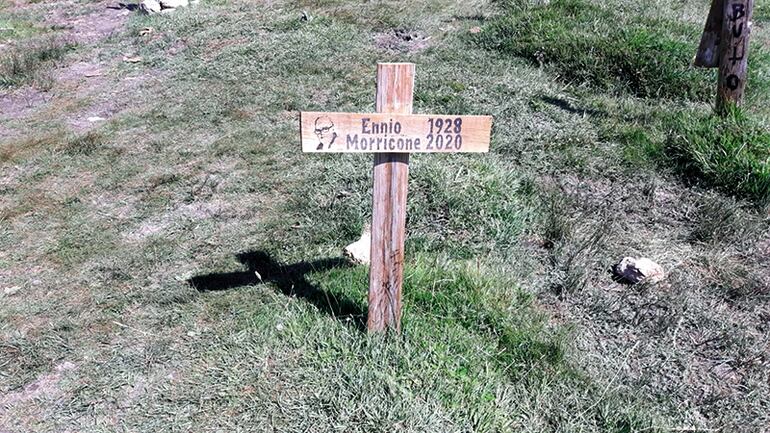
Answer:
300 112 492 153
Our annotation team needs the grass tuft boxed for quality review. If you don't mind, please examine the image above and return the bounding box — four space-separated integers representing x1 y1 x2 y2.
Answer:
665 109 770 205
64 131 105 155
0 132 63 163
475 0 714 100
0 36 73 89
699 253 770 302
687 194 764 245
755 1 769 22
403 257 565 370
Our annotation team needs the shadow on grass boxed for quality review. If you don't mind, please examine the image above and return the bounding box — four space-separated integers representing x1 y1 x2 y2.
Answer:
450 14 488 22
109 3 141 11
540 96 605 117
188 251 366 330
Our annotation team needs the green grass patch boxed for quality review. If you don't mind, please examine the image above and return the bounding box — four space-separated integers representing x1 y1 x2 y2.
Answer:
475 0 713 100
292 255 653 431
0 18 42 41
310 254 563 372
0 36 73 89
306 255 570 377
402 257 564 369
665 109 770 204
755 1 769 22
610 106 770 205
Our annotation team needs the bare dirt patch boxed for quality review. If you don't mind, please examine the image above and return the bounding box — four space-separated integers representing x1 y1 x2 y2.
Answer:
124 199 231 242
0 0 138 135
0 361 76 410
0 87 50 122
44 0 131 45
374 28 431 53
63 69 161 132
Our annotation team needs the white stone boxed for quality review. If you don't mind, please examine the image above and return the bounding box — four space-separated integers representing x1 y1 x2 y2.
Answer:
343 228 371 265
160 0 189 8
3 286 21 296
139 0 161 14
614 257 665 284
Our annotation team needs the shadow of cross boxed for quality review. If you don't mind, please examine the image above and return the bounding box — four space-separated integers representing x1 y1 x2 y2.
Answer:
187 251 366 330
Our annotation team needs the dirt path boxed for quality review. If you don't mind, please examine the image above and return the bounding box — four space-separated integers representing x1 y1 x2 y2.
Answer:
1 0 140 138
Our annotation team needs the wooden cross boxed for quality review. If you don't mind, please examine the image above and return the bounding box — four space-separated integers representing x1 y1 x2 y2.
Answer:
694 0 755 113
300 63 493 332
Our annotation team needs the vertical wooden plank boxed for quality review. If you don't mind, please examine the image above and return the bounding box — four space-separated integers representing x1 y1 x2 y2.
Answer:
717 0 754 113
694 0 724 68
367 63 414 332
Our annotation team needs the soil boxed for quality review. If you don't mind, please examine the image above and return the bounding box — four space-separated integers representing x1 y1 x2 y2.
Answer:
374 28 431 53
1 0 137 138
0 361 77 410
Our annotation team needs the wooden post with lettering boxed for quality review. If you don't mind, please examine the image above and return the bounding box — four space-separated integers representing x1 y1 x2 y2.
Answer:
716 0 754 113
299 63 492 332
368 63 413 332
694 0 754 114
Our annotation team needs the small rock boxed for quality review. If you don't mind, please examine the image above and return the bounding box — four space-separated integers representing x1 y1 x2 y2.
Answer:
87 116 106 122
122 55 142 63
3 286 21 296
139 0 161 14
343 227 371 265
613 257 665 284
160 0 189 8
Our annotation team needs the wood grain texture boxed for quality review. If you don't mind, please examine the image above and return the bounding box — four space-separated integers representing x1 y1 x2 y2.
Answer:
694 0 724 68
367 63 414 333
300 112 492 153
717 0 754 112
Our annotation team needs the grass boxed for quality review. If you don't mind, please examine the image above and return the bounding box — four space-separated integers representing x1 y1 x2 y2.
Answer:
475 0 714 100
0 36 72 89
1 0 769 432
756 1 770 22
602 105 770 206
666 109 770 205
0 18 40 40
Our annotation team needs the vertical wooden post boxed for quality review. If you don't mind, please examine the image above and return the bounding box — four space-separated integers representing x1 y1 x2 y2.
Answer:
694 0 724 68
367 63 414 332
716 0 754 113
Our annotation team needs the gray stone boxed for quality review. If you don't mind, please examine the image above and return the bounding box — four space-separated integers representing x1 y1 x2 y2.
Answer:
3 286 21 296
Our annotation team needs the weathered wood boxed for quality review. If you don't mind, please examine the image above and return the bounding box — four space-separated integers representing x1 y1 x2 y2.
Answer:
367 63 413 333
716 0 754 112
299 63 493 331
694 0 724 68
300 112 492 153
